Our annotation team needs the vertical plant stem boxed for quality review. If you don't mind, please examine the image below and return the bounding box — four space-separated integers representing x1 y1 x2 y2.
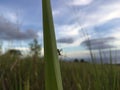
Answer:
42 0 63 90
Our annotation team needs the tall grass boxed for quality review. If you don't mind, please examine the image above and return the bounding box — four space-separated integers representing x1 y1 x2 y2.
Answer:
0 55 120 90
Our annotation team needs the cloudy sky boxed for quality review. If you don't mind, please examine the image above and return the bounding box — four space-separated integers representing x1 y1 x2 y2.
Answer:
0 0 120 60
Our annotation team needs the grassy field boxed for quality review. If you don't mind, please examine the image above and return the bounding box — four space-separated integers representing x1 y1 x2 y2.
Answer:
0 55 120 90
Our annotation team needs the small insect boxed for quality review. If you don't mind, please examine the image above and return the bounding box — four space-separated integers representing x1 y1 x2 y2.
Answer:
57 49 62 56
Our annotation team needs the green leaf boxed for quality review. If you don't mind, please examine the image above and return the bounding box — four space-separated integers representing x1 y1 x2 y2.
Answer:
42 0 63 90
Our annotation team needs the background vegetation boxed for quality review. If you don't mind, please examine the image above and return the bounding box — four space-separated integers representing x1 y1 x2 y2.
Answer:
0 54 120 90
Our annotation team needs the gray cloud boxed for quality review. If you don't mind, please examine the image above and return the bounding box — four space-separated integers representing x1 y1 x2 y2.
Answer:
57 37 75 44
81 37 116 50
0 16 38 40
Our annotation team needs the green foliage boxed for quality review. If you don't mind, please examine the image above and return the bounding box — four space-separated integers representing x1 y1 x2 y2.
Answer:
0 56 120 90
42 0 63 90
29 38 41 58
4 49 22 58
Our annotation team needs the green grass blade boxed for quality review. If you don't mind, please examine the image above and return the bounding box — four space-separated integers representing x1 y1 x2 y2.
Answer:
42 0 63 90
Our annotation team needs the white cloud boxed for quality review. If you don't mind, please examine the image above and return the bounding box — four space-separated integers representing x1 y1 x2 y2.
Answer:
66 50 90 58
106 27 120 39
53 0 120 54
5 12 18 23
37 31 43 39
56 23 81 38
55 22 93 49
0 12 17 23
71 1 120 28
15 47 29 51
53 10 60 16
68 0 93 6
97 3 120 24
101 27 120 48
55 23 83 48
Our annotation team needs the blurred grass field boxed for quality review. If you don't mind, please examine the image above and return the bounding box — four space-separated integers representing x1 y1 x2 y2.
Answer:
0 55 120 90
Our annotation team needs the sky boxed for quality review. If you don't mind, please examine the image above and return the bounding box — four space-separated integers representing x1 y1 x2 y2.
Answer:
0 0 120 61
